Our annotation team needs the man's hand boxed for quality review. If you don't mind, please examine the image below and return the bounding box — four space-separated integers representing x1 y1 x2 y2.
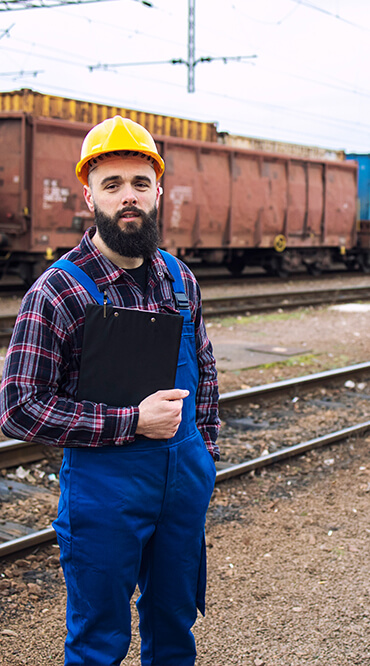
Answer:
136 389 189 439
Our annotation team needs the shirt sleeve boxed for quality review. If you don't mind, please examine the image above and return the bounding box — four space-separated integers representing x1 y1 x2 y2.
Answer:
192 280 221 461
0 286 139 448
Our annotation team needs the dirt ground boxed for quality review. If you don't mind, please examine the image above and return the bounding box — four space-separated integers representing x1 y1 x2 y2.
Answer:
1 285 370 665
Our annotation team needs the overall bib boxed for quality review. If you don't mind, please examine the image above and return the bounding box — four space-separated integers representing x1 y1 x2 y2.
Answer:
52 252 217 666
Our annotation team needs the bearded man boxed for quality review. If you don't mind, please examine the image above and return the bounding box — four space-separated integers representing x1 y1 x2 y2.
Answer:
0 117 220 666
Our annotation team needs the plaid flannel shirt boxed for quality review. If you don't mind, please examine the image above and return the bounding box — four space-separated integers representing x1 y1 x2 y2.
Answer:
0 228 220 460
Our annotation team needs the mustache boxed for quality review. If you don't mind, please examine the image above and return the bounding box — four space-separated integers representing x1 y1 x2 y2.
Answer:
116 206 143 218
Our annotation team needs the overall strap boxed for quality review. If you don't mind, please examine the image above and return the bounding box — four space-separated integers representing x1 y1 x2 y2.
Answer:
158 249 191 323
46 259 111 306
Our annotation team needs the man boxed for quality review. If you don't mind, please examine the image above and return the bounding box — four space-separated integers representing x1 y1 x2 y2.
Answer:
0 116 220 666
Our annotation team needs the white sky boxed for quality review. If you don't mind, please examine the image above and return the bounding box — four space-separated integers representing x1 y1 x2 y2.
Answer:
1 0 370 153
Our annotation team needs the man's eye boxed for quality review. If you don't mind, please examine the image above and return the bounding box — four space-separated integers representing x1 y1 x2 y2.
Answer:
136 181 149 189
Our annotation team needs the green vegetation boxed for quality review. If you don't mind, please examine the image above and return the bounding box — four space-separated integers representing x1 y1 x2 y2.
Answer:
260 354 316 370
214 309 311 327
226 352 352 376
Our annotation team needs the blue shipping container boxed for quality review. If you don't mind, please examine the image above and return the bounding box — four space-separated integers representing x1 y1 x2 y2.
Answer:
346 153 370 220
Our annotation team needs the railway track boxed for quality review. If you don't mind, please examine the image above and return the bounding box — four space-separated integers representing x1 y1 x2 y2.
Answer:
1 283 370 346
2 360 370 557
202 284 370 317
194 266 356 285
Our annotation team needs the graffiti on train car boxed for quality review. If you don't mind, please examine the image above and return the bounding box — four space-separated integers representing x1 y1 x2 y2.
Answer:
169 186 193 229
43 180 71 209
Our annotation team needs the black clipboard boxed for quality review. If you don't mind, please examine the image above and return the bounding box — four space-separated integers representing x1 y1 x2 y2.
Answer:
77 304 183 407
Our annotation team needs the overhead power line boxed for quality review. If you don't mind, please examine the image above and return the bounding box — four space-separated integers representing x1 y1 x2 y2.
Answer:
88 53 257 93
0 23 14 37
89 55 257 75
0 0 152 11
0 69 42 76
0 0 109 9
290 0 370 32
172 54 257 92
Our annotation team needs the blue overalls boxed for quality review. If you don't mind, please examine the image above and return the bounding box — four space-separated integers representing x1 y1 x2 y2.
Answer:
52 251 217 666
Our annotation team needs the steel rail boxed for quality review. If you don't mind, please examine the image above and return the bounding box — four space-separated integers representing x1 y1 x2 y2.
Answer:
218 361 370 407
202 284 370 317
0 439 46 467
215 420 370 482
0 526 56 557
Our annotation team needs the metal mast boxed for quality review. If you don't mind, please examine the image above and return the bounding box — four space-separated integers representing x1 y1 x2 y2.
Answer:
187 0 195 93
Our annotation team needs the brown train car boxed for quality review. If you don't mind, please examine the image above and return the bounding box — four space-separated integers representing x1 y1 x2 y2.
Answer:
161 136 359 276
0 110 362 283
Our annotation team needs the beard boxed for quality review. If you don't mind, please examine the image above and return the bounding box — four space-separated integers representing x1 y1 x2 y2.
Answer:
94 203 161 259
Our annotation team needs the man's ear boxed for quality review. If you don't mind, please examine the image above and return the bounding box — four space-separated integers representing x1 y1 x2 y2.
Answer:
83 185 95 213
156 183 163 206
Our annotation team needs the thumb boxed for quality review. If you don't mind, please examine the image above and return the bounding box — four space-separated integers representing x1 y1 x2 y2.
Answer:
159 388 189 401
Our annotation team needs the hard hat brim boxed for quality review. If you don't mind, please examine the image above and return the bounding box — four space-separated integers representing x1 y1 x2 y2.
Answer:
76 149 165 186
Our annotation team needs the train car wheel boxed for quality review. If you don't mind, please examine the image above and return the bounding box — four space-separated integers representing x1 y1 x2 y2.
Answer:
360 255 370 273
263 256 290 279
225 257 246 276
18 262 35 288
307 262 322 276
276 266 289 279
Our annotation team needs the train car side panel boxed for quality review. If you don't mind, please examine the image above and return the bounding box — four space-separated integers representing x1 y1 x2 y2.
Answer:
160 142 200 253
285 161 308 238
0 114 33 252
324 163 357 247
231 154 287 248
197 150 231 248
306 164 324 242
30 118 93 255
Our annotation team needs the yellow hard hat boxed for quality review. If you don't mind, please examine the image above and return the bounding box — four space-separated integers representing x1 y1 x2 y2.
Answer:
75 116 165 185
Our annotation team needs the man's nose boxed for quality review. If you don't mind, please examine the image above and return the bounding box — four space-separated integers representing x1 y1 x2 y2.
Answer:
121 185 138 206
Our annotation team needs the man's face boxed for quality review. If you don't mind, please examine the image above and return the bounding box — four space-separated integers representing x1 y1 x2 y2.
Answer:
84 155 161 258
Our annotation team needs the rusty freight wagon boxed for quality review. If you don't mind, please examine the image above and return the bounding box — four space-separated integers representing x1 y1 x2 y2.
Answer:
0 110 362 283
